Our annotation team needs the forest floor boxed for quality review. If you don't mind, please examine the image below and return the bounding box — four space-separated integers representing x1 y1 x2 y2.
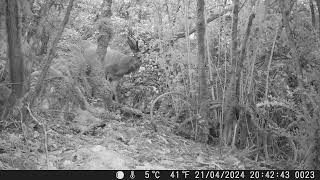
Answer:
0 106 262 170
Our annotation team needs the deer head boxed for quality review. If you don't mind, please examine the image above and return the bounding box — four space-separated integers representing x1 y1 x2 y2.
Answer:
104 37 140 81
78 37 141 101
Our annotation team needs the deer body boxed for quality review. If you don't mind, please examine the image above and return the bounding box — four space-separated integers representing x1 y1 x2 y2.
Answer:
78 40 141 101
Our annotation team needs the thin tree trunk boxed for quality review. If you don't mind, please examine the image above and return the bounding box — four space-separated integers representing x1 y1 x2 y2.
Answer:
26 0 50 46
280 0 303 83
96 0 113 64
153 2 163 38
184 0 193 99
197 0 209 143
310 0 316 27
236 13 255 86
315 0 320 31
28 0 75 106
265 28 280 102
93 0 114 105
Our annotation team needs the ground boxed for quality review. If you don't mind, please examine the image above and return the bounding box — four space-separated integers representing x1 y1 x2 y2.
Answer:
0 106 265 170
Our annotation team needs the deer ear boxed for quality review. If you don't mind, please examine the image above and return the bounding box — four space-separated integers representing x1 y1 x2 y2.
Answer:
127 36 139 53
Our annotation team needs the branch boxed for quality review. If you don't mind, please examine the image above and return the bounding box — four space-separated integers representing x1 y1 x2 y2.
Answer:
280 0 303 82
150 91 195 132
237 13 255 74
28 0 75 106
172 6 232 40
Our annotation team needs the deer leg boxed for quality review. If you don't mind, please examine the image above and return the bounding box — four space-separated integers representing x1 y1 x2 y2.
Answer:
110 80 119 102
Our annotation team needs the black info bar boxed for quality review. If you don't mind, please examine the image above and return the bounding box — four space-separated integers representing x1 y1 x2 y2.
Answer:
0 170 319 179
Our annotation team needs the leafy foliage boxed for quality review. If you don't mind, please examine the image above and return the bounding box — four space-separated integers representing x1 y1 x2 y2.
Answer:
1 0 320 170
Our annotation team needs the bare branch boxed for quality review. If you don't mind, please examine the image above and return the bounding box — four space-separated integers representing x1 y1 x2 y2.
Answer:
28 0 75 106
173 6 232 40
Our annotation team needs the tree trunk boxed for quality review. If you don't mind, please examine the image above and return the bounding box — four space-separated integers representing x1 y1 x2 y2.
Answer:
154 2 163 38
315 0 320 31
92 0 114 106
96 0 113 64
310 0 316 27
0 0 5 56
6 0 24 98
1 0 25 120
280 0 303 83
38 27 49 55
197 0 209 143
225 13 255 148
234 13 255 150
26 0 51 53
223 0 239 146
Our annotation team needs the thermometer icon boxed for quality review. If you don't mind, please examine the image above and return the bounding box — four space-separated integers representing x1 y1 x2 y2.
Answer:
130 171 135 179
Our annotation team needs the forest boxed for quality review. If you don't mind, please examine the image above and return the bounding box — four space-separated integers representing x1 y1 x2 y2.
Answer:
0 0 319 170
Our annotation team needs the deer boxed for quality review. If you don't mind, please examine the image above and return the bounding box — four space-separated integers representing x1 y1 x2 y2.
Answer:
77 37 141 102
